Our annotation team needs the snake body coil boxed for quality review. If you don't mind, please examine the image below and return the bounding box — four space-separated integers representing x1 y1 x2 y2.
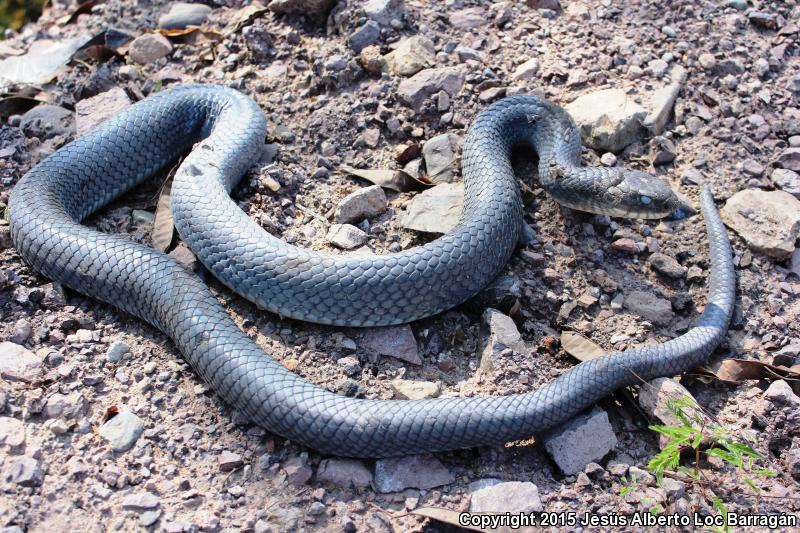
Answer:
9 85 735 457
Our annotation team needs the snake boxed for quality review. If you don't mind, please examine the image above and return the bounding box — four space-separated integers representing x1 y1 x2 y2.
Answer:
8 85 735 458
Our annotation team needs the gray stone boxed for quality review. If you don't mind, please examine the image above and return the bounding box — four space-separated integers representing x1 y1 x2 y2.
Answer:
542 407 617 475
284 456 313 485
106 340 131 364
772 168 800 198
20 105 75 140
43 391 85 419
158 2 212 30
334 185 387 224
422 133 456 182
764 380 800 407
0 417 25 448
326 224 367 250
316 459 373 488
397 67 465 111
777 148 800 173
348 21 381 53
742 159 764 177
374 454 454 492
76 87 132 136
512 58 539 81
386 35 434 77
267 0 335 15
648 253 686 279
624 290 674 326
720 189 800 260
358 325 420 365
401 182 463 234
219 451 244 472
643 83 681 135
788 442 800 482
337 356 360 376
4 456 43 487
122 492 160 510
390 378 440 400
470 481 543 513
480 308 526 373
661 477 686 500
449 7 484 30
10 319 31 344
0 342 43 382
129 33 173 65
100 410 144 452
639 378 711 448
363 0 404 26
565 89 647 152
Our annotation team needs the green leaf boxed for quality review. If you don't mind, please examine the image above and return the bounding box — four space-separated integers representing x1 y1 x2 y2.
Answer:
744 477 759 494
619 485 633 498
649 424 694 441
753 468 777 478
707 448 742 468
722 441 764 460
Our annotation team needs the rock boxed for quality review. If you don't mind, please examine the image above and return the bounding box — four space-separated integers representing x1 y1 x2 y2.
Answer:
4 456 43 487
373 454 454 493
334 185 387 224
267 0 335 15
449 7 484 30
749 11 777 30
397 67 465 111
10 319 31 344
20 105 75 140
764 380 800 407
512 58 540 81
157 2 212 30
106 340 131 363
284 457 313 485
242 21 272 63
348 21 381 53
99 410 144 452
698 53 716 70
0 417 25 448
650 136 676 165
542 407 617 475
422 133 456 182
742 159 764 177
0 342 43 382
358 325 420 365
470 481 543 513
648 253 686 279
390 379 441 400
788 443 800 482
662 477 686 500
720 189 800 260
386 35 434 77
480 308 526 373
777 148 800 172
639 378 711 448
317 459 373 488
466 273 522 315
75 87 132 136
363 0 404 26
772 168 800 198
526 0 562 9
122 492 160 510
359 45 386 73
643 83 681 135
129 33 173 65
219 451 244 472
401 182 463 234
337 356 360 376
612 238 642 253
565 89 647 152
624 290 674 326
326 224 367 250
43 391 85 419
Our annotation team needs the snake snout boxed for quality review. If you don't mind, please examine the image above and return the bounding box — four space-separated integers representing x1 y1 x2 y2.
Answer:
620 171 680 219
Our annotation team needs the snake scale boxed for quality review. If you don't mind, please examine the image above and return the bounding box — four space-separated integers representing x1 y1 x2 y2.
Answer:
9 85 735 457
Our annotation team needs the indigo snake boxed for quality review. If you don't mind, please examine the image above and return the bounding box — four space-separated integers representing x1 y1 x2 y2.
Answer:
9 85 735 457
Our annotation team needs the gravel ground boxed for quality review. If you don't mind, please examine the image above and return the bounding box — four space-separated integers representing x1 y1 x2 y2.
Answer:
0 0 799 531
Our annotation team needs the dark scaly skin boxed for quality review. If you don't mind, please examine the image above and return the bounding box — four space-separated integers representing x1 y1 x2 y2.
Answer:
9 85 735 457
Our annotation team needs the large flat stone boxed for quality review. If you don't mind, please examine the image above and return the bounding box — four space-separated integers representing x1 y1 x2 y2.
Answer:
721 189 800 260
542 407 617 475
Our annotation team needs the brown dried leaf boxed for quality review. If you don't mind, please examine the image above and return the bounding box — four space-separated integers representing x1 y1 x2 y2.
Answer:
697 358 800 383
224 1 268 35
158 27 223 45
151 173 176 252
561 331 605 362
340 164 432 193
411 507 537 533
60 0 106 25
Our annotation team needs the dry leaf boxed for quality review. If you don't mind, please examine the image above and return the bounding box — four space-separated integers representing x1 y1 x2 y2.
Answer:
341 164 432 193
561 331 605 361
151 173 176 252
0 34 93 85
695 358 800 394
60 0 106 25
158 27 223 45
224 1 268 35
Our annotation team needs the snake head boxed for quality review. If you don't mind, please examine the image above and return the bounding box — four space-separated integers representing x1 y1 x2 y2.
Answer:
613 170 680 219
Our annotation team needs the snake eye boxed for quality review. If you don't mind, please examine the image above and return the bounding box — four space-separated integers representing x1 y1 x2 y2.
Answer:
640 195 652 205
